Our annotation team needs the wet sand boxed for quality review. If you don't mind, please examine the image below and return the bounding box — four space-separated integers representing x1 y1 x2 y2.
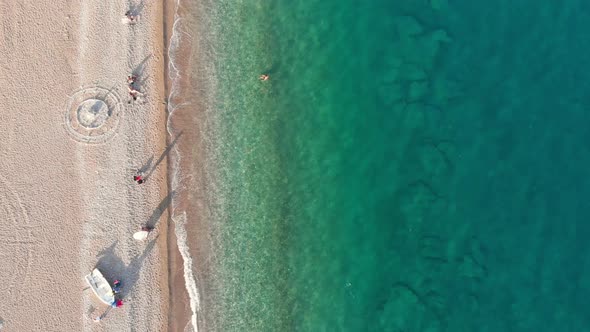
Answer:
164 0 221 330
162 0 194 330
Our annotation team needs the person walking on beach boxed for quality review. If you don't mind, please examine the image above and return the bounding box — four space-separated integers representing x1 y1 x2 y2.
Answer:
133 174 144 184
127 75 141 101
127 75 137 85
124 11 136 24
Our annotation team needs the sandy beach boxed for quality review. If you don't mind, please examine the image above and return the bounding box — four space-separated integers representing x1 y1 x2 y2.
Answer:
0 0 171 330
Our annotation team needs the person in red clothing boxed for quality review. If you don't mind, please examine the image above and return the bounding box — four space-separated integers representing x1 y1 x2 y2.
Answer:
133 174 144 184
112 299 123 308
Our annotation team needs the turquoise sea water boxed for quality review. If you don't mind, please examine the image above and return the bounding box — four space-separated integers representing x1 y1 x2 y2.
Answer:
176 0 590 330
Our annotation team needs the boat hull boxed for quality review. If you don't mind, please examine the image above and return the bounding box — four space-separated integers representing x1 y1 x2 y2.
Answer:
85 268 115 305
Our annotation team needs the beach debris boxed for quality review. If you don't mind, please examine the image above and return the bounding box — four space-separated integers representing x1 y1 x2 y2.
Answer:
133 226 153 241
91 311 102 323
259 74 269 81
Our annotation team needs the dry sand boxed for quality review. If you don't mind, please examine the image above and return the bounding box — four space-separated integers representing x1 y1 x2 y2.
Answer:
0 0 171 330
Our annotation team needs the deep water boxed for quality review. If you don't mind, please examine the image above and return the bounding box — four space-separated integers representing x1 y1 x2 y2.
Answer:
197 0 590 331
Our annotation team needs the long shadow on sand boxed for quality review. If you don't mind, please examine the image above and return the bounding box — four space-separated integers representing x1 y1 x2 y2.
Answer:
95 237 159 299
138 156 154 174
145 190 176 229
128 0 145 17
145 131 183 181
129 54 152 93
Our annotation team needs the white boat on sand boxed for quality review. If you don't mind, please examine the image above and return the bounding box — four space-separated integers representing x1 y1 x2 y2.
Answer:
85 268 115 305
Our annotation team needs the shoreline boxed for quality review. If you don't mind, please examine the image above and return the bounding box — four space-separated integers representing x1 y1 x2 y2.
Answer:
164 0 222 330
164 0 195 330
163 0 191 330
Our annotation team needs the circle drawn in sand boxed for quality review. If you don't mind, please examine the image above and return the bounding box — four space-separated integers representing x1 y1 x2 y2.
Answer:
77 99 109 128
0 176 34 302
65 86 122 144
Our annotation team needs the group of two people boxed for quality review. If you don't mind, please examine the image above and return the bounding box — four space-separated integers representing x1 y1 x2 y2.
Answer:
128 75 141 101
111 280 123 308
124 10 141 101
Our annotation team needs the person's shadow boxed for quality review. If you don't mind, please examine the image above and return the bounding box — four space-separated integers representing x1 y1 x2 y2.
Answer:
128 0 145 18
129 54 152 93
144 131 183 181
138 156 154 174
95 237 159 299
95 241 125 280
146 190 176 229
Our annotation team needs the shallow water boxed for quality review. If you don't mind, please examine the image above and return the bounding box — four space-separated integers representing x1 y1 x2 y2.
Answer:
170 0 590 330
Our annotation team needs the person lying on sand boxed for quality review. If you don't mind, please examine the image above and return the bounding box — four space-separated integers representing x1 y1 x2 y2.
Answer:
128 86 141 101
